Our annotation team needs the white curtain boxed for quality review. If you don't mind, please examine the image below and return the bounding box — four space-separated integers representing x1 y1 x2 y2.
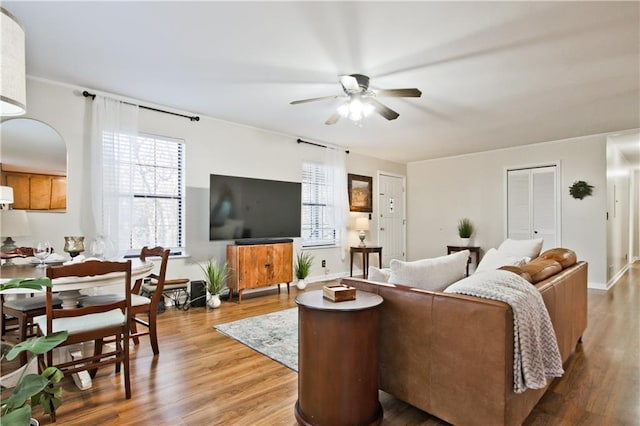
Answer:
324 147 350 261
90 96 139 258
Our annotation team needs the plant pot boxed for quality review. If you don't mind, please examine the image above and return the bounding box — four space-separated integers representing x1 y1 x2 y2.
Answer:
208 293 221 309
296 278 307 290
459 237 471 247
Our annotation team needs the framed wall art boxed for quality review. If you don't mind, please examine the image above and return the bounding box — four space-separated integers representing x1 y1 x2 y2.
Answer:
348 174 373 212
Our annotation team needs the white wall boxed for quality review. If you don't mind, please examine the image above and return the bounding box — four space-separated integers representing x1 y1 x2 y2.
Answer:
406 134 608 287
6 78 405 283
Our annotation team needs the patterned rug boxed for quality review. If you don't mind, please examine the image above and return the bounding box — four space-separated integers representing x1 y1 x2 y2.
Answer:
214 307 298 371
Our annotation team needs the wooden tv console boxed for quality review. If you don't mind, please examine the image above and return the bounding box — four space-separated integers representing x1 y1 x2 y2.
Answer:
226 241 293 302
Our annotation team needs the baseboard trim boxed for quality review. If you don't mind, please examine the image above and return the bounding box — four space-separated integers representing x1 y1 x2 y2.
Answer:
605 263 631 290
588 281 608 291
307 272 348 283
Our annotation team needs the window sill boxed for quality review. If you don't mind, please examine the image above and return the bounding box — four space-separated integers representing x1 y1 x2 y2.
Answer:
302 245 340 251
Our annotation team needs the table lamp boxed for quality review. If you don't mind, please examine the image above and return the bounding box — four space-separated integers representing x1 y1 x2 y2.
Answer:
0 209 31 252
355 217 370 247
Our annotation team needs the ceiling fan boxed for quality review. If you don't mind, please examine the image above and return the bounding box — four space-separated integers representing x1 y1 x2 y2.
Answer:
290 74 422 125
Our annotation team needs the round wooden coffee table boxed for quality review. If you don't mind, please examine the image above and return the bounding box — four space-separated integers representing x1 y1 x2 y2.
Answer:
294 290 384 426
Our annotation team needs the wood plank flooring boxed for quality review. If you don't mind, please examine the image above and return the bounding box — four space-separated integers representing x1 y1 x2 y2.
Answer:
24 263 640 425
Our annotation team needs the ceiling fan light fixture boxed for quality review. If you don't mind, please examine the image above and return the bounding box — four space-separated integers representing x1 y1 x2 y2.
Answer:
338 98 375 123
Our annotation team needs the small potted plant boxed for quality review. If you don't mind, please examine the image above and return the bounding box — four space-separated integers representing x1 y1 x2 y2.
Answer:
1 278 67 426
199 258 228 309
457 218 474 246
295 251 314 290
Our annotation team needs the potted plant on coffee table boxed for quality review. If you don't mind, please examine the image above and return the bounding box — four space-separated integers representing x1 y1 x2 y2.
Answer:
295 251 314 290
199 258 228 309
457 218 474 246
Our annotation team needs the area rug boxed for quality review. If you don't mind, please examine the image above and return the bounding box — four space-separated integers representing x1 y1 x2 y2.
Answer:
214 307 298 371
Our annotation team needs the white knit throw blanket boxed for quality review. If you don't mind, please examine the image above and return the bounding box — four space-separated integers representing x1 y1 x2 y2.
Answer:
444 270 564 393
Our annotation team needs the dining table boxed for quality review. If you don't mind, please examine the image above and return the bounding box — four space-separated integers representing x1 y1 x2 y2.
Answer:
0 258 154 308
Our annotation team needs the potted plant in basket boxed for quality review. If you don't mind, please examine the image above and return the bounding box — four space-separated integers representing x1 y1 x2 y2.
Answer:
199 258 228 309
295 251 314 290
1 278 67 426
457 218 474 246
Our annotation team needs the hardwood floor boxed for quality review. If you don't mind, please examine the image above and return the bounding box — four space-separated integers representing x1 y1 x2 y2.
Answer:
24 263 640 425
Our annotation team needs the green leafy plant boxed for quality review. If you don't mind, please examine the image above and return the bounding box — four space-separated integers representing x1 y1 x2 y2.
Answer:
1 331 68 425
295 251 314 280
569 180 594 200
1 277 67 425
0 277 52 293
199 258 229 295
457 218 474 238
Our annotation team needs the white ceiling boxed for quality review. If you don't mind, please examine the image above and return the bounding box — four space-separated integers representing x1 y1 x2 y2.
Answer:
5 1 640 164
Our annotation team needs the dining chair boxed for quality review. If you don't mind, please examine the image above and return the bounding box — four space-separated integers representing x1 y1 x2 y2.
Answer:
34 259 132 415
79 246 169 355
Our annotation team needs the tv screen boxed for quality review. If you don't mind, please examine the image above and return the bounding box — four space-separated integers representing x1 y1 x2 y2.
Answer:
209 174 302 241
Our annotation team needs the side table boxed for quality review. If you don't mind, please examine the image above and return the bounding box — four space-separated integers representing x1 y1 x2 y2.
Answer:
350 246 382 279
295 290 384 426
446 245 481 276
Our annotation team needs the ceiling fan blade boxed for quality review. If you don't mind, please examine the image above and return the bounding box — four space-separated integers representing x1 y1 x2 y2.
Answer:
375 88 422 98
369 99 399 120
290 95 338 105
325 111 341 125
339 75 360 93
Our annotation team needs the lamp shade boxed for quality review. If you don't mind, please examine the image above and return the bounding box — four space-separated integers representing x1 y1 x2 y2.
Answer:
0 186 14 204
355 217 370 232
0 7 26 116
0 209 31 237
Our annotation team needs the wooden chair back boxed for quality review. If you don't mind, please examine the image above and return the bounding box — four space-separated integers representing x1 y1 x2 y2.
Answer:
134 246 169 308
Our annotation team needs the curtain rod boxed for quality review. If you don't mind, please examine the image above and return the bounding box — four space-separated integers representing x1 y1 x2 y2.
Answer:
82 91 200 122
297 138 349 154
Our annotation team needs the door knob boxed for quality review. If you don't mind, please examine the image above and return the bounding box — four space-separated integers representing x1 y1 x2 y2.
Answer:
534 230 538 234
380 227 385 231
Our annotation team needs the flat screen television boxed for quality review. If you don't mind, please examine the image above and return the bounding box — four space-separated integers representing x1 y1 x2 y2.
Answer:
209 174 301 242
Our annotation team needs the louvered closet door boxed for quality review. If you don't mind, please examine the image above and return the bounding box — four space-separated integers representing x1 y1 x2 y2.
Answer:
507 166 558 252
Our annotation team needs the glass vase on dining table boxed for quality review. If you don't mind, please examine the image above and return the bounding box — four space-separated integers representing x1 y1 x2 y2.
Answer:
34 241 52 268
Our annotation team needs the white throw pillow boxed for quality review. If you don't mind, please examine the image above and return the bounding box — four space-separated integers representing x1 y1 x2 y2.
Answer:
368 266 391 283
475 248 528 274
497 238 543 260
389 250 469 292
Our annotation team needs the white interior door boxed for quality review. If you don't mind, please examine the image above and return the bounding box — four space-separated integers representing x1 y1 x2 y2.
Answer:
507 165 559 251
378 173 405 266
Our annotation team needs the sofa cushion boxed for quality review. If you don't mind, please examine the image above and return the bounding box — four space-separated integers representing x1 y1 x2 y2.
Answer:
475 248 528 273
368 266 391 283
498 238 543 259
498 265 533 283
389 250 469 291
521 258 562 283
538 248 577 268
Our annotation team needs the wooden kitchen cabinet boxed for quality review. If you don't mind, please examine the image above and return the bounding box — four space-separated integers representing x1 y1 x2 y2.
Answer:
226 241 293 302
2 171 67 210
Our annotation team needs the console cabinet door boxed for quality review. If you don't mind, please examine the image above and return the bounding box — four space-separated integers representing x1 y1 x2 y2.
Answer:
239 245 270 289
269 242 293 283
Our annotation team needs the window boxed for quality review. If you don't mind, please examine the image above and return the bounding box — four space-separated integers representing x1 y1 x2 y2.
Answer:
103 132 185 253
302 162 337 247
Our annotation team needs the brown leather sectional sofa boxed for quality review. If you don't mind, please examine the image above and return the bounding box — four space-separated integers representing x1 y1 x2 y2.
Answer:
341 248 588 426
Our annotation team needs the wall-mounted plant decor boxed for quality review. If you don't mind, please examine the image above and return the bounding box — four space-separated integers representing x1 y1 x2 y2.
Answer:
569 180 594 200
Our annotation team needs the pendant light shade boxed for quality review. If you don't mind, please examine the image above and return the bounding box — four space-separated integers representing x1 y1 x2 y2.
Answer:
0 7 26 116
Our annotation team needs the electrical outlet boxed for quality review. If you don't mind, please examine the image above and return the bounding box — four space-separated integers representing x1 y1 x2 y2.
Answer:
321 259 326 267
